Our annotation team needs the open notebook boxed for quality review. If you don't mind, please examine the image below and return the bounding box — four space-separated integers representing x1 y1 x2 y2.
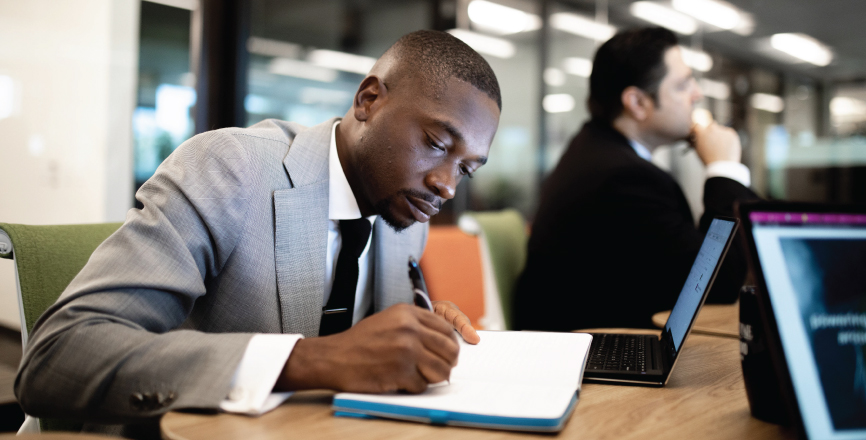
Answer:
332 330 593 432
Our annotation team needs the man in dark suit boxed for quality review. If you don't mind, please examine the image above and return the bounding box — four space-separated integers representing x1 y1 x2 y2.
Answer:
514 27 757 331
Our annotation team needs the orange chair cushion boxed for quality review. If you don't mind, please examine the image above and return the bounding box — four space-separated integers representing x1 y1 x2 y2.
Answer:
419 226 485 329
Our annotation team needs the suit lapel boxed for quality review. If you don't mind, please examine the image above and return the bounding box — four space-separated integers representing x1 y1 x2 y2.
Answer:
372 217 417 312
274 118 337 337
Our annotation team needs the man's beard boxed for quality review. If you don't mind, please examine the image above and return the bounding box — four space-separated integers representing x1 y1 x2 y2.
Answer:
375 188 441 233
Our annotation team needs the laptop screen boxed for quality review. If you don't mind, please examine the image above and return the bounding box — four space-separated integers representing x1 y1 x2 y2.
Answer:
664 218 736 353
750 211 866 439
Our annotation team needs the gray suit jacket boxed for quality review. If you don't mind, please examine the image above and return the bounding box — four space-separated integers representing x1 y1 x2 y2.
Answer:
15 118 428 433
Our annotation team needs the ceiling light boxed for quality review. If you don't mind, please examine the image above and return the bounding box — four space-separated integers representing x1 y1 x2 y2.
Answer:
308 49 377 75
544 68 567 86
543 94 575 113
770 33 833 67
730 15 755 36
447 29 516 58
830 97 866 117
679 46 713 72
630 2 697 35
468 0 541 35
268 58 338 82
671 0 741 30
699 78 730 100
550 12 617 41
750 93 784 113
247 37 302 59
563 57 592 77
299 87 352 106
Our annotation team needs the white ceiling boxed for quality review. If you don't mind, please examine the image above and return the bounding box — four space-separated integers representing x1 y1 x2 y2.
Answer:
569 0 866 82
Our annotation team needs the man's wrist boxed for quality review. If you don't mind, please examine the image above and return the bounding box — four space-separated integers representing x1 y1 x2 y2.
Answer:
275 338 335 391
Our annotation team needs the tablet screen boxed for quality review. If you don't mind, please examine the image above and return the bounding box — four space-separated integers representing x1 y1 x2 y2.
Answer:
750 211 866 439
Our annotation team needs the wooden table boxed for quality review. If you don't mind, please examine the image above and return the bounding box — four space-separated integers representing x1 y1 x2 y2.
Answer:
161 329 791 440
652 303 740 339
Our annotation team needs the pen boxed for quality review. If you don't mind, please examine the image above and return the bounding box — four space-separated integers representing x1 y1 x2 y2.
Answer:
408 256 433 311
409 257 455 387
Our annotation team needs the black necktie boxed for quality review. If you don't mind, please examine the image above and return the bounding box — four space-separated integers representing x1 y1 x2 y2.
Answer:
319 219 372 336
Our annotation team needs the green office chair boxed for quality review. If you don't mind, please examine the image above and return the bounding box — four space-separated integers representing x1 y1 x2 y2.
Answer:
0 222 123 433
458 209 528 330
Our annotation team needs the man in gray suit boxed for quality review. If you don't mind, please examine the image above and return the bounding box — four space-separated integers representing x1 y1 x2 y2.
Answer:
15 30 501 438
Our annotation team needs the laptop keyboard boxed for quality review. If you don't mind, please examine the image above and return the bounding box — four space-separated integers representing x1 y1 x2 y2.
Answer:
587 334 648 372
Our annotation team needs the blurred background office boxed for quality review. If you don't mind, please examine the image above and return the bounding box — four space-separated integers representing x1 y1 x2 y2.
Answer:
2 0 866 334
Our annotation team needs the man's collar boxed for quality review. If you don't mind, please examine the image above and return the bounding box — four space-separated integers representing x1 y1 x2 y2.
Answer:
598 117 654 161
627 139 653 161
328 121 363 220
328 121 376 223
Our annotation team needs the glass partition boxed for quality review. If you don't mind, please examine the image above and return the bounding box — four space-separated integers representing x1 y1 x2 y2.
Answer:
133 1 196 192
246 0 430 128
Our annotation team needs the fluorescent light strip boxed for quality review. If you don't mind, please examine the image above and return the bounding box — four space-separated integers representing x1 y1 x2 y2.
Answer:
247 37 302 60
447 29 516 59
830 97 866 117
750 93 784 113
699 78 730 100
679 46 713 72
268 58 338 82
770 33 833 67
543 94 575 113
308 49 377 75
468 0 541 35
563 57 592 77
730 15 755 36
671 0 741 30
544 68 567 86
299 87 352 105
550 12 617 41
630 2 697 35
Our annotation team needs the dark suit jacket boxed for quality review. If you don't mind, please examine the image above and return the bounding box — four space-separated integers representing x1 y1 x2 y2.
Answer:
514 119 757 331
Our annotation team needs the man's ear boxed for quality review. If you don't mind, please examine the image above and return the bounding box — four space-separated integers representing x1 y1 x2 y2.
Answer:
353 76 388 122
620 86 653 121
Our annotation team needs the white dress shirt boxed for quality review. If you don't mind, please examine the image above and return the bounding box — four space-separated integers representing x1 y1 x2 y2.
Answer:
220 121 375 415
628 139 751 187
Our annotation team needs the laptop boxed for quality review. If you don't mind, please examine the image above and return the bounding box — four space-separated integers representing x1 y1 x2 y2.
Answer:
738 201 866 440
583 217 739 386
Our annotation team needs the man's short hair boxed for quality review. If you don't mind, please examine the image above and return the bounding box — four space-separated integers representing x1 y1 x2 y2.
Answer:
588 27 678 123
383 30 502 111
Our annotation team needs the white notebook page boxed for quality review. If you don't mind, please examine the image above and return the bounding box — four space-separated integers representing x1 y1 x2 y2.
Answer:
335 331 593 419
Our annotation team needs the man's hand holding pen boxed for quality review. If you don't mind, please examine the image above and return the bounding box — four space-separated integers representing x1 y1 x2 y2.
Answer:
408 256 480 345
274 258 479 394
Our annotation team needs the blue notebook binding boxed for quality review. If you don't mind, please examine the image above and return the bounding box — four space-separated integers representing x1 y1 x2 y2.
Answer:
333 390 579 432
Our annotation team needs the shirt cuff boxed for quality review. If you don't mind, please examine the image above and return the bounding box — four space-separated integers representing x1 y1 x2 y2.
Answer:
219 333 303 415
706 161 751 187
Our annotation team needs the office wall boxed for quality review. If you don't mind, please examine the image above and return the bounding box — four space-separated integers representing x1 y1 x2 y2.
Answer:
0 0 139 330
